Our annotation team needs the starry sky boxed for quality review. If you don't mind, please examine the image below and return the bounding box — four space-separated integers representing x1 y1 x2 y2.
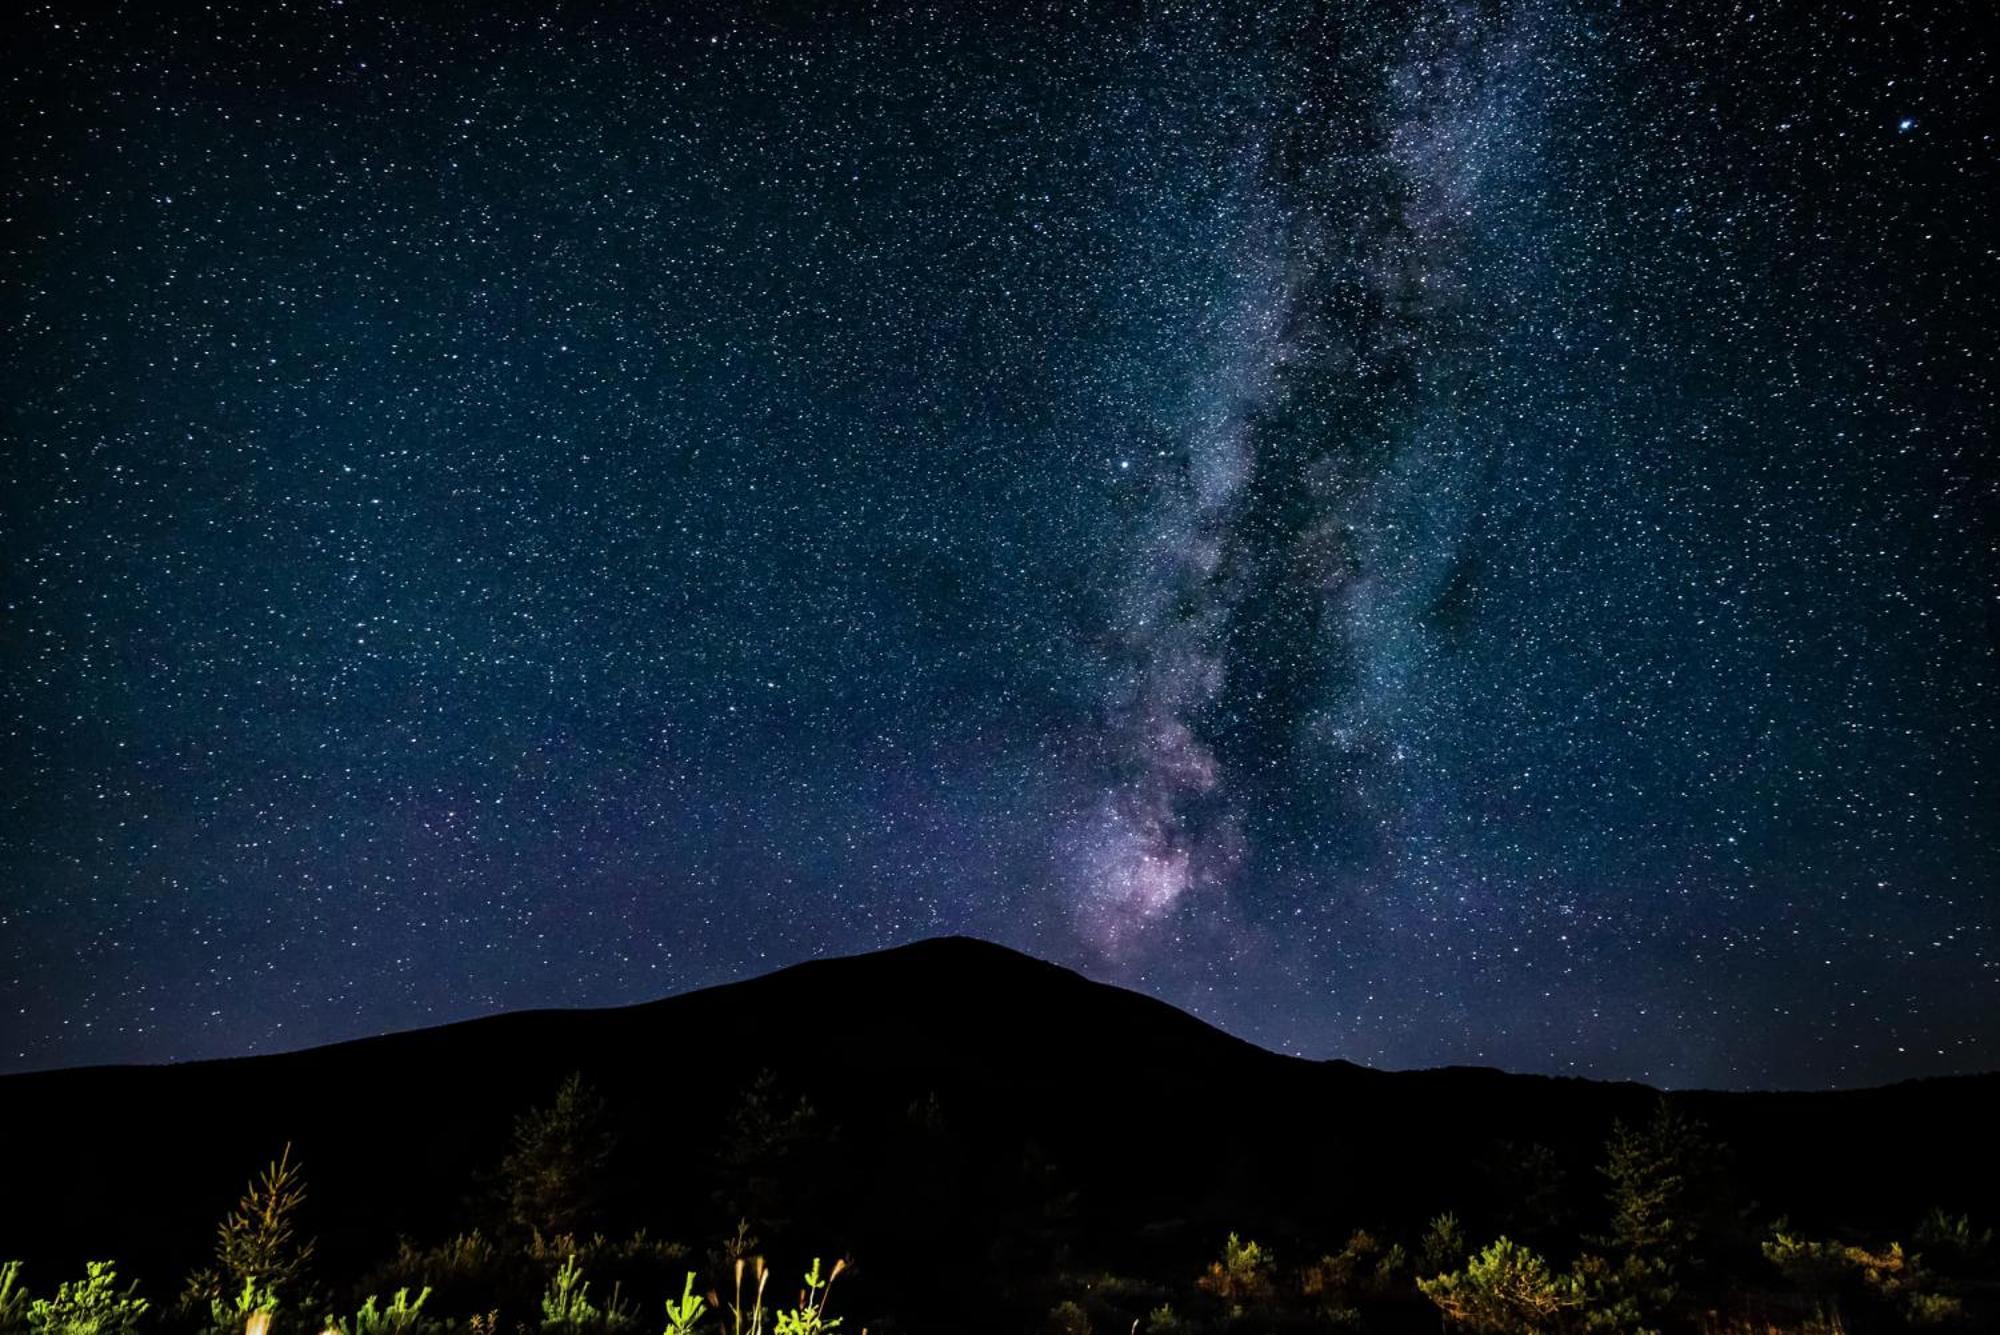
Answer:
3 0 1994 1089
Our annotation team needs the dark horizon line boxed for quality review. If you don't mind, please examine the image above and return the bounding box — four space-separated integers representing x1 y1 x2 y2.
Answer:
9 932 1995 1099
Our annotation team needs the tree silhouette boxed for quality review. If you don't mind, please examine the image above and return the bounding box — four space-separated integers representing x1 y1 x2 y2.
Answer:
500 1073 616 1242
177 1144 316 1316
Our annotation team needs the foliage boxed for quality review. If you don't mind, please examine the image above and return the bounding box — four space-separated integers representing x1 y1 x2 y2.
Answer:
1600 1102 1723 1282
1422 1212 1471 1277
1051 1271 1164 1306
1842 1241 1915 1300
660 1274 705 1335
529 1232 689 1271
1761 1225 1966 1327
1699 1315 1848 1335
181 1145 316 1316
723 1258 770 1335
220 1145 315 1296
358 1234 507 1315
1301 1229 1405 1325
1762 1228 1851 1296
23 1263 147 1335
17 1071 1997 1335
1903 1291 1963 1325
1196 1233 1276 1317
1046 1301 1089 1335
1596 1099 1730 1327
1419 1237 1578 1335
503 1074 618 1243
1913 1208 1991 1278
2 1263 28 1335
714 1072 829 1242
199 1276 277 1335
1485 1142 1574 1248
1562 1253 1659 1335
333 1288 440 1335
770 1258 843 1335
539 1256 634 1335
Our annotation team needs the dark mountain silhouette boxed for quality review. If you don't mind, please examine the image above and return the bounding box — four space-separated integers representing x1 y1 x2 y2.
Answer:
4 935 1994 1323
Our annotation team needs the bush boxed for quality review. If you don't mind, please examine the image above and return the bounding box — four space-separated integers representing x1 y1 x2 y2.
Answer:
357 1235 507 1316
1196 1234 1275 1318
1914 1208 1992 1279
334 1289 441 1335
1762 1225 1966 1328
660 1275 705 1335
1419 1238 1577 1335
1302 1229 1406 1325
24 1263 147 1335
770 1258 843 1335
202 1277 277 1335
539 1255 633 1335
1421 1213 1470 1277
1562 1253 1658 1335
1046 1300 1090 1335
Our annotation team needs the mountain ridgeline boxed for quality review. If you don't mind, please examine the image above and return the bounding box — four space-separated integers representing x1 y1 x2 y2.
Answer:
2 937 1994 1333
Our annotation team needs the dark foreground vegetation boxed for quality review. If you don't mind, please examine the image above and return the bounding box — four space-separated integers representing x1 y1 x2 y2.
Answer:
4 939 1995 1335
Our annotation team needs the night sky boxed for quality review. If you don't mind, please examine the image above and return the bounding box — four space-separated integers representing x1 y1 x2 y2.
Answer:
3 0 1994 1089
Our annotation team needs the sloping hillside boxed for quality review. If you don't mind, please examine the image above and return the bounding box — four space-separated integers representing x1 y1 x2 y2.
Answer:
4 936 1993 1323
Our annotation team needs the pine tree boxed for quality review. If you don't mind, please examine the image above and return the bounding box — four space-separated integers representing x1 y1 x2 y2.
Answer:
501 1073 617 1242
180 1145 316 1314
1600 1100 1722 1277
713 1070 826 1240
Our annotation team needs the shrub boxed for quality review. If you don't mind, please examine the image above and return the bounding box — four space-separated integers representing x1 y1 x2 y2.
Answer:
1301 1228 1405 1326
1903 1291 1963 1325
1303 1229 1405 1296
1699 1314 1847 1335
24 1263 147 1335
1562 1253 1658 1335
1762 1228 1850 1296
1046 1300 1090 1335
357 1234 509 1316
200 1277 277 1335
332 1289 441 1335
527 1232 692 1293
1762 1225 1966 1328
1419 1238 1577 1335
1421 1213 1470 1277
540 1255 633 1335
770 1258 843 1335
660 1274 705 1335
1196 1234 1276 1317
1914 1208 1992 1279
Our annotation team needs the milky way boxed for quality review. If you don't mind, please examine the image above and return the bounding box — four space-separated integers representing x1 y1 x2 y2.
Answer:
3 0 1994 1087
1075 2 1551 955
